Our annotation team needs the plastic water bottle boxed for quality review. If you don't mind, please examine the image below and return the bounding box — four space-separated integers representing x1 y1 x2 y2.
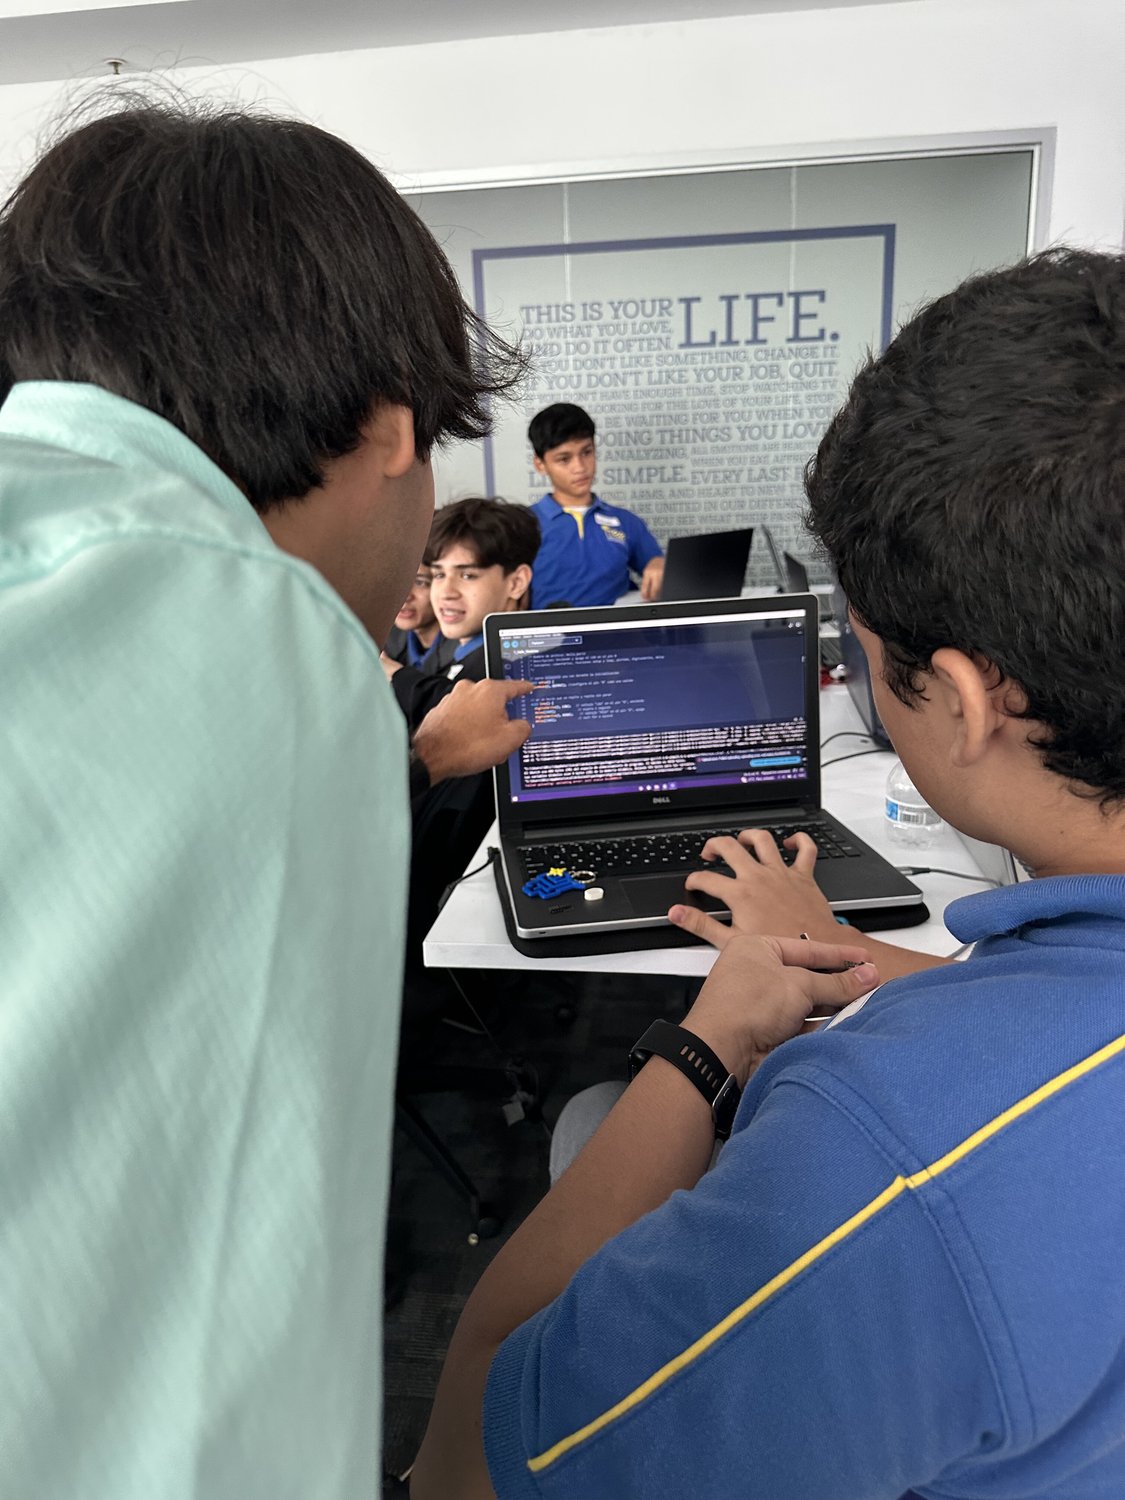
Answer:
884 759 943 850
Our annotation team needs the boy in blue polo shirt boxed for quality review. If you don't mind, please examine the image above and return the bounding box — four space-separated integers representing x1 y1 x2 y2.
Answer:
414 250 1125 1500
528 403 664 606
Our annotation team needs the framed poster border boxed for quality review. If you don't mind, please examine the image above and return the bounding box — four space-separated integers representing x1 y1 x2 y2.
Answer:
472 223 895 497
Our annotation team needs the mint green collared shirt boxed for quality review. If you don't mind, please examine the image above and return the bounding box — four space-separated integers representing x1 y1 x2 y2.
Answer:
0 383 408 1499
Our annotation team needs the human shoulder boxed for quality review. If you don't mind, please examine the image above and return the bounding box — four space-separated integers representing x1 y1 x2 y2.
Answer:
7 466 382 680
531 493 563 521
485 1069 1001 1500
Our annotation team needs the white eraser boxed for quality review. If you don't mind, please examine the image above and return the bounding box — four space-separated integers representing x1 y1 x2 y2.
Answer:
584 886 604 902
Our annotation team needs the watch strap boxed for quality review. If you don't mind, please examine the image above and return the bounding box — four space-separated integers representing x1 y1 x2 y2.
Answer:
628 1019 741 1140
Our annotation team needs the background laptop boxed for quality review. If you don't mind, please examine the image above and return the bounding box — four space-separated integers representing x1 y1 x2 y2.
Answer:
782 550 810 593
831 576 892 748
760 523 787 589
485 596 922 939
660 528 753 601
777 549 843 669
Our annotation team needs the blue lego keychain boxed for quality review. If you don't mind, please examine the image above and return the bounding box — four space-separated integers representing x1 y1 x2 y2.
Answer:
522 866 600 900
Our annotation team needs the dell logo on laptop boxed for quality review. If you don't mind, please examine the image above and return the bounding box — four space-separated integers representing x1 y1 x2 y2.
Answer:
652 795 672 805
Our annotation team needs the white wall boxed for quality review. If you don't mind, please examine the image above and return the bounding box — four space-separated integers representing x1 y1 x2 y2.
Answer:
1 0 1122 245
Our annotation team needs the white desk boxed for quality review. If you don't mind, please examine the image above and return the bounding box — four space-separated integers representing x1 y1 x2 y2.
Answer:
422 684 982 976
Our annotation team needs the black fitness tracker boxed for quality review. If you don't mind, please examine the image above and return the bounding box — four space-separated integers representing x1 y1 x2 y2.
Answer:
628 1019 741 1141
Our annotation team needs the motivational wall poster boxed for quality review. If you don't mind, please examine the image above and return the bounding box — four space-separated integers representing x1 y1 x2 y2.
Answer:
474 226 895 584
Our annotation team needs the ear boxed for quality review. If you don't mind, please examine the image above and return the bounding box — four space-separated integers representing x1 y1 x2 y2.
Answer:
368 402 418 480
532 455 547 477
505 563 533 606
929 648 1009 768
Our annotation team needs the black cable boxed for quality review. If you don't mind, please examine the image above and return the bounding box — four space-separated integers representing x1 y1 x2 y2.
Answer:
441 848 497 895
433 848 498 921
895 866 1001 888
819 730 876 750
821 748 893 768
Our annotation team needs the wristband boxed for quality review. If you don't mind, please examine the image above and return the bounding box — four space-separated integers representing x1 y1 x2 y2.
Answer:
628 1019 741 1140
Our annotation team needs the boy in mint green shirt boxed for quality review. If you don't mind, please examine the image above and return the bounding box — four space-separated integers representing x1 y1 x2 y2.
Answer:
0 102 526 1500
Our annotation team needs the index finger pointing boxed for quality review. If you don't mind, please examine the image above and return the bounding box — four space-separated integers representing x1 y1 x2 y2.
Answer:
500 679 536 701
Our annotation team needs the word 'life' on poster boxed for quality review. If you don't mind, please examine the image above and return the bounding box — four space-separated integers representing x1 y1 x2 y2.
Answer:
474 226 894 582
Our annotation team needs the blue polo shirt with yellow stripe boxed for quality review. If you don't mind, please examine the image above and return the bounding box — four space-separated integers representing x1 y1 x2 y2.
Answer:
529 493 662 608
484 876 1125 1498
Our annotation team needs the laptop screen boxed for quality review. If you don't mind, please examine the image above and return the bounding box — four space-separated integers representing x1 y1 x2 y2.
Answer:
489 599 819 824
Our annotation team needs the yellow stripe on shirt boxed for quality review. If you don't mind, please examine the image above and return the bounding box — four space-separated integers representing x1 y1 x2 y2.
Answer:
561 506 587 539
528 1031 1125 1475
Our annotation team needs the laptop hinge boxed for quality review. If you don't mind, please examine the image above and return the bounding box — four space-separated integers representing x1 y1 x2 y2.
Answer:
513 803 820 843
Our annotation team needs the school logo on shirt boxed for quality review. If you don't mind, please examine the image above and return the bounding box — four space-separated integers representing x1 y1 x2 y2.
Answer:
594 513 627 546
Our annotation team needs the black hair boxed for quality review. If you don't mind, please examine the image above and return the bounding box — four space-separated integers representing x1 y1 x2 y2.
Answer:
428 497 540 574
0 95 525 510
528 402 596 458
805 247 1125 803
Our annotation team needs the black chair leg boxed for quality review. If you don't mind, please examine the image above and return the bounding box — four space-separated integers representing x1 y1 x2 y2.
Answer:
394 1095 502 1244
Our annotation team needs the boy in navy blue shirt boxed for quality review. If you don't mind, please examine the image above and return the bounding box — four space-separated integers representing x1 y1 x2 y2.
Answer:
386 497 540 958
384 560 457 673
414 250 1125 1500
386 496 538 727
528 403 664 606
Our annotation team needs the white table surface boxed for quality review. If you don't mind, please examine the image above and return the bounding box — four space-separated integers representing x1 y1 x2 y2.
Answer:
422 683 983 976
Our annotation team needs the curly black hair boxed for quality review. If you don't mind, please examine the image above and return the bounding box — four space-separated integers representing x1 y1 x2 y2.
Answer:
806 247 1125 803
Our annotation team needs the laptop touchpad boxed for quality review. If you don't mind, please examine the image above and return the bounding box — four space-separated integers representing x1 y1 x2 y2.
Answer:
619 873 729 914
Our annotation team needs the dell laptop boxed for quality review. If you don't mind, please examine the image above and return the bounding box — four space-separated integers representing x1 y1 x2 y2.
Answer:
659 528 754 601
485 595 922 939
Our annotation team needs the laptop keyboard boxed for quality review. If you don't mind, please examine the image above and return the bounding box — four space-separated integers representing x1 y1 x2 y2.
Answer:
519 818 861 881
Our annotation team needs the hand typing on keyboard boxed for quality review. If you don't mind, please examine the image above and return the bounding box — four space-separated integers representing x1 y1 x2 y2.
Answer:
670 826 846 948
518 823 836 885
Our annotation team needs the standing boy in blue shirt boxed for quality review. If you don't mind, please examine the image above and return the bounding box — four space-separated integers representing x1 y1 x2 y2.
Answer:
529 402 664 606
414 249 1125 1500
